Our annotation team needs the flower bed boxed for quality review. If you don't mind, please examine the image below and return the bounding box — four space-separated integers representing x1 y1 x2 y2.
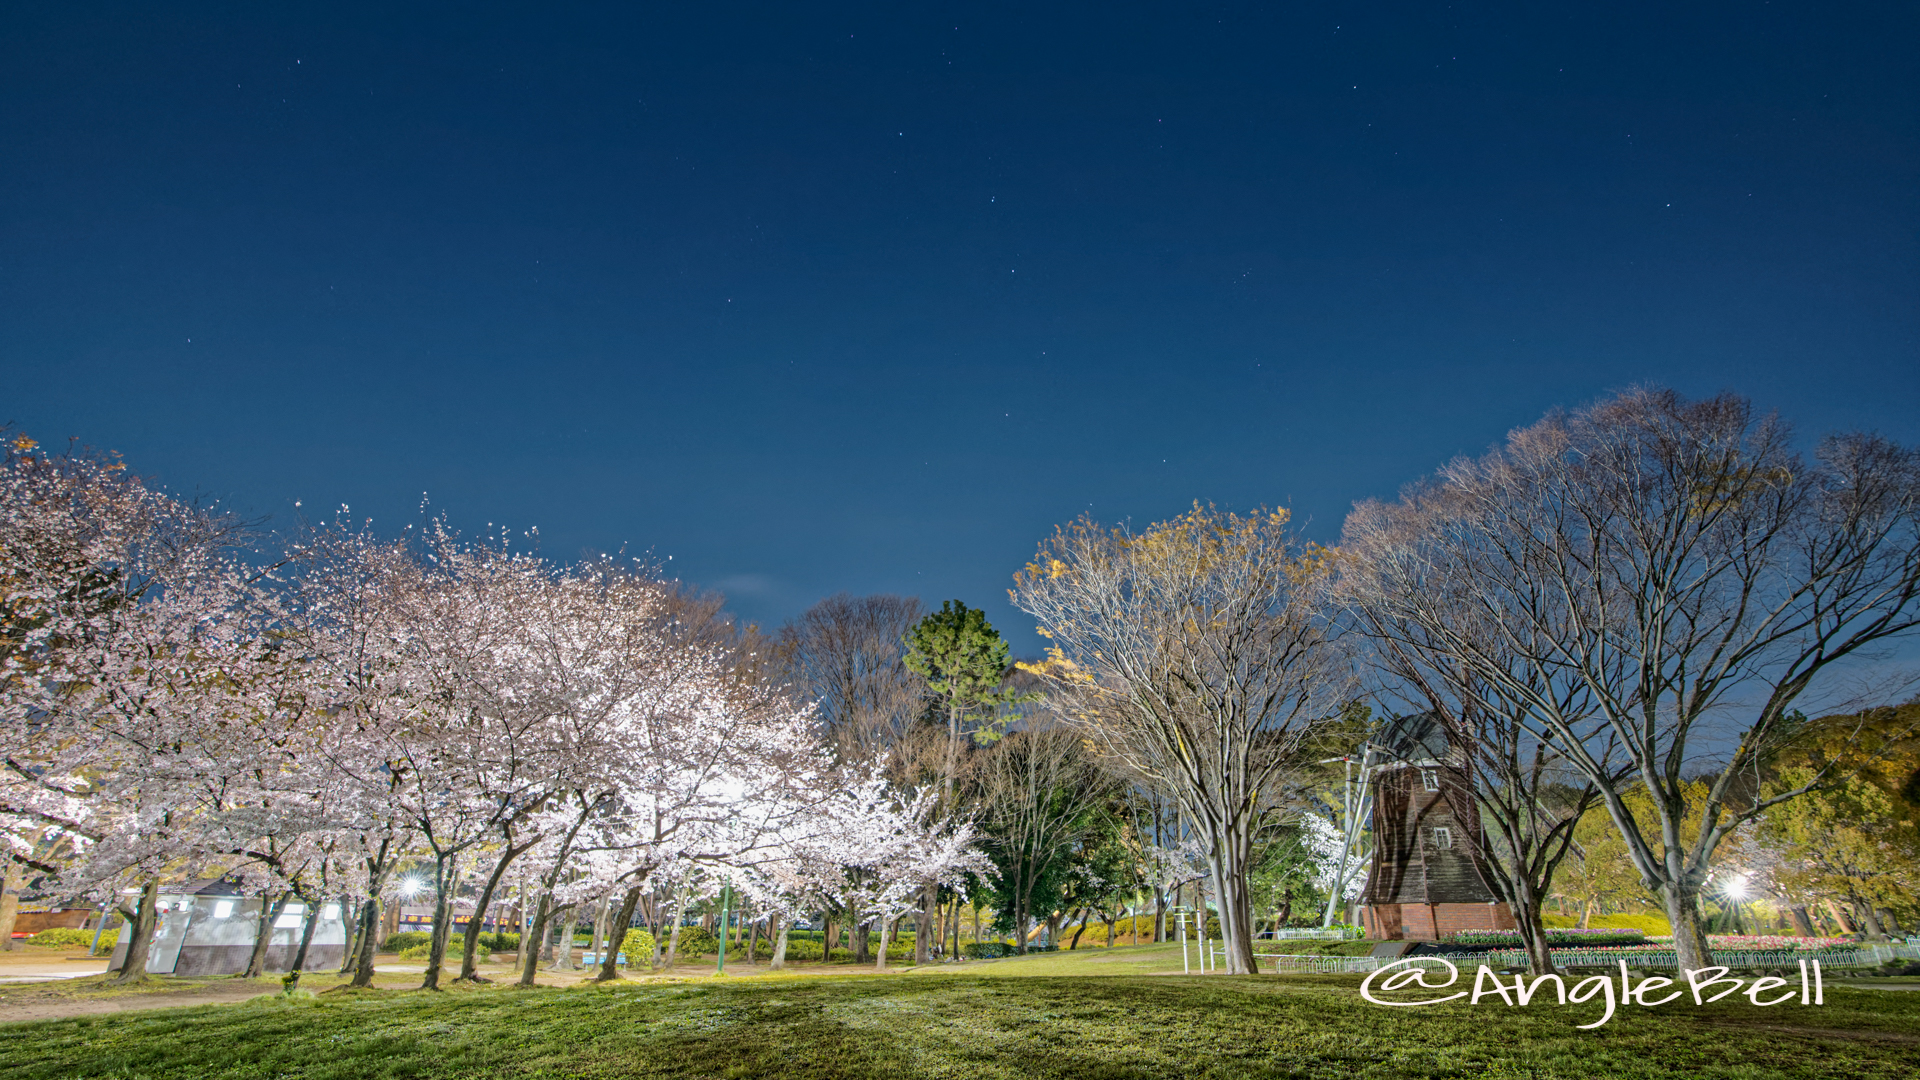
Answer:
1645 934 1856 952
1446 928 1645 948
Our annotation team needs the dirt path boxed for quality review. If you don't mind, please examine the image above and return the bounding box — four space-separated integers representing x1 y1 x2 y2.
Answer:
0 987 275 1024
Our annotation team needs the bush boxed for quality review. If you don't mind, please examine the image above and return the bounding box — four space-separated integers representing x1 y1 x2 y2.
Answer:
670 926 718 958
477 932 520 952
780 938 825 962
398 942 488 962
617 928 655 961
963 941 1059 956
380 931 432 953
1541 911 1673 936
25 927 104 949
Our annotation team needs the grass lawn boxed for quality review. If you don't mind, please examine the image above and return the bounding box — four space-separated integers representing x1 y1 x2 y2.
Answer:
2 958 1917 1079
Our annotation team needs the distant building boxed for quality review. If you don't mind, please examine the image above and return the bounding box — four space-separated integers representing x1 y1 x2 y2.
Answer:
1358 713 1515 941
11 904 95 935
108 880 348 975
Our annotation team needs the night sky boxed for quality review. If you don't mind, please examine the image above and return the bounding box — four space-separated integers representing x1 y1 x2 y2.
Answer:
5 2 1916 652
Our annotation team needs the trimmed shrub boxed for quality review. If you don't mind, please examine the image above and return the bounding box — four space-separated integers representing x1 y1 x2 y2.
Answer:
477 931 520 952
963 941 1060 956
780 938 825 962
671 926 719 958
379 930 432 953
25 927 103 949
617 928 655 961
398 942 488 961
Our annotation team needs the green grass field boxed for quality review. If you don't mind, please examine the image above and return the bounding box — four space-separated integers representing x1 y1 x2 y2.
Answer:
2 943 1916 1078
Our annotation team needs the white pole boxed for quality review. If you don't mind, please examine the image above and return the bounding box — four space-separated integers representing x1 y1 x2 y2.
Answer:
1179 913 1189 974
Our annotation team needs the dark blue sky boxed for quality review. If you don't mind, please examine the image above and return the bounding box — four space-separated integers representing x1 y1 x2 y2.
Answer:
6 1 1917 652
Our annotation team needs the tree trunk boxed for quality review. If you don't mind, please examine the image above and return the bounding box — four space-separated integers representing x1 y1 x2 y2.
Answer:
111 878 163 983
1206 817 1261 975
339 899 364 974
874 915 892 971
1512 888 1556 975
548 904 580 969
350 896 382 988
1154 887 1166 943
1660 879 1714 971
0 860 23 951
459 841 530 981
420 851 461 991
1857 898 1890 941
1578 896 1594 929
594 885 644 983
1069 907 1092 949
1104 912 1117 948
770 915 789 970
915 883 935 965
1824 899 1856 934
663 908 684 968
518 891 552 987
245 891 290 978
587 896 610 967
283 896 322 992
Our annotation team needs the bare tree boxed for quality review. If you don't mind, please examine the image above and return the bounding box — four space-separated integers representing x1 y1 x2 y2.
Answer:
976 716 1116 952
1341 528 1629 971
775 594 925 768
1012 505 1353 974
1342 388 1920 969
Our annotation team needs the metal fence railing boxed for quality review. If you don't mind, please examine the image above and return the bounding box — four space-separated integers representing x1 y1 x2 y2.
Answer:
1224 941 1918 976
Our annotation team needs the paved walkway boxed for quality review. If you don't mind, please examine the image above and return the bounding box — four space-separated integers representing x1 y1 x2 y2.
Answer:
0 955 110 984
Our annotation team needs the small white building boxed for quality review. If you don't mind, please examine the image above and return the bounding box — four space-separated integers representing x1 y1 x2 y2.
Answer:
110 880 349 975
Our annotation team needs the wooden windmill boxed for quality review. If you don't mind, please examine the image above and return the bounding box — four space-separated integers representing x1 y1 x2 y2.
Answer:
1358 713 1515 941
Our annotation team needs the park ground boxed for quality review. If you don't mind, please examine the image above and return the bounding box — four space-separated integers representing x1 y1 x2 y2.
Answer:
2 943 1918 1078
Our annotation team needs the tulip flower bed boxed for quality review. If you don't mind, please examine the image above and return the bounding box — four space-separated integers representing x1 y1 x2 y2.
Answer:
1446 928 1646 948
1657 935 1859 952
1446 930 1862 956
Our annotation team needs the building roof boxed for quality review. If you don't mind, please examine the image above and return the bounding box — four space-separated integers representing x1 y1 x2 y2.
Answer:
1369 711 1451 765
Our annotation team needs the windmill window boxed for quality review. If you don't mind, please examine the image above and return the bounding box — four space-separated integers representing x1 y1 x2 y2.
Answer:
1432 826 1454 850
1421 769 1440 792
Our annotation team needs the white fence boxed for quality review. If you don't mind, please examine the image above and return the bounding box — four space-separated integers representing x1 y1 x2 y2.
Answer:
1231 941 1919 976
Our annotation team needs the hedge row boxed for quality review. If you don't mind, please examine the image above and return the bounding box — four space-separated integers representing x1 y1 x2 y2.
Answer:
23 927 115 949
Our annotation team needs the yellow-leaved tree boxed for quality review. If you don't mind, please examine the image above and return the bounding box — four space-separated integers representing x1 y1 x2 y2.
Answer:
1760 704 1920 939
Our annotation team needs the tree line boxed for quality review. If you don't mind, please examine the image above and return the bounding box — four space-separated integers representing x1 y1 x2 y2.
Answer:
3 385 1916 982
